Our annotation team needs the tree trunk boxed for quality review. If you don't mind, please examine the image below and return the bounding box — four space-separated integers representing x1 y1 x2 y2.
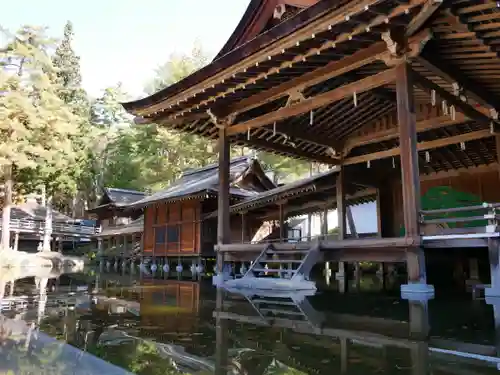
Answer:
42 195 53 252
1 164 13 252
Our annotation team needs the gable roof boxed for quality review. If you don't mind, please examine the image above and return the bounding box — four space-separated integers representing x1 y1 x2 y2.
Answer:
126 156 276 209
216 0 319 60
101 188 146 206
11 201 74 223
219 167 376 219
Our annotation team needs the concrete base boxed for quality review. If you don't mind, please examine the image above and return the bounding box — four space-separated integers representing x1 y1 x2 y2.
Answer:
401 283 435 301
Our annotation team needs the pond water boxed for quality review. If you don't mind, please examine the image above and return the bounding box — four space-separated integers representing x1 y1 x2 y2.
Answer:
1 270 500 374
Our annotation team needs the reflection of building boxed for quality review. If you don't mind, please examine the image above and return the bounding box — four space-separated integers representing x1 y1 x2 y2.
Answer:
140 280 201 333
213 288 500 375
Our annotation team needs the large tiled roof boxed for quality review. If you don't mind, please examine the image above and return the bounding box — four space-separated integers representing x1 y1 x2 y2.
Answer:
126 156 275 209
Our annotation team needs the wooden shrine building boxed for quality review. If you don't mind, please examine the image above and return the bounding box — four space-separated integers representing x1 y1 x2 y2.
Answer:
124 156 276 263
87 187 145 228
122 0 500 295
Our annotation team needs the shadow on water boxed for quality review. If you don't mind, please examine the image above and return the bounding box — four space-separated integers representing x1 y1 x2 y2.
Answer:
1 268 500 374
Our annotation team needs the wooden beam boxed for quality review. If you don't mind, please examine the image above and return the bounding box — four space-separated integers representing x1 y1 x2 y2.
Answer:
343 129 493 166
225 42 388 116
343 114 468 155
396 62 421 238
227 68 396 136
406 0 443 36
411 67 498 127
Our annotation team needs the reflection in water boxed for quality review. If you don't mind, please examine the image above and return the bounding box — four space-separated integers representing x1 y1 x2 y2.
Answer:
1 271 500 374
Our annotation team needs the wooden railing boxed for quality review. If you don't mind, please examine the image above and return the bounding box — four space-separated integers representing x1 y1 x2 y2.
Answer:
0 218 100 236
420 203 500 236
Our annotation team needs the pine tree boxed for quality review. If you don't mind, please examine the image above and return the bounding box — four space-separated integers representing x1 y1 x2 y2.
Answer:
0 26 79 251
51 21 93 217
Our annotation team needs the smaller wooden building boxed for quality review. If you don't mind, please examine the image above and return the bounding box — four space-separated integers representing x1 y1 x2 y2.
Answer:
87 187 145 260
87 187 145 228
127 156 276 261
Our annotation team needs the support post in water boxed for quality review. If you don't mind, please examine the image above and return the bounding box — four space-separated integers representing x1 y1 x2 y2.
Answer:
216 126 230 281
396 62 433 296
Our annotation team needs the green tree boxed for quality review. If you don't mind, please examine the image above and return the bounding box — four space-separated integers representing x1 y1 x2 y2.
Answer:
0 26 78 251
50 21 94 218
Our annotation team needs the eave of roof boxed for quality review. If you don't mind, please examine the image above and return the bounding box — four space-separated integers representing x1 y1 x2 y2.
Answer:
231 167 338 211
122 0 339 113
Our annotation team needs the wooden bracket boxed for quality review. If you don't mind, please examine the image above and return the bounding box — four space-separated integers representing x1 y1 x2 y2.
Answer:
381 29 432 66
274 4 287 19
208 109 236 128
285 90 306 107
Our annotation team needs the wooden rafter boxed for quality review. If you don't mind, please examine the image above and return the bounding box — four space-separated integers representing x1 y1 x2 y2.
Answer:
227 68 396 136
223 42 388 117
411 68 498 128
448 5 500 61
416 53 500 110
343 129 493 166
343 114 468 155
406 0 443 36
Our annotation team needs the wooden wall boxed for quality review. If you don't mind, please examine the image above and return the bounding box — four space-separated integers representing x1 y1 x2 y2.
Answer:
381 167 500 236
143 200 201 256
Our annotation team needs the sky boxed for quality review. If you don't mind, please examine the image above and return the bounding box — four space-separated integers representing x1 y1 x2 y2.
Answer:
2 0 378 230
2 0 250 98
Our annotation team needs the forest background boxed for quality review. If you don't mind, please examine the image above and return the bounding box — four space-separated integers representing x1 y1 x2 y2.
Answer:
0 23 322 247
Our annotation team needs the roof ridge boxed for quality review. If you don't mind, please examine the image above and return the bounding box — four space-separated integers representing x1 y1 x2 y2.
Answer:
105 187 146 195
182 155 251 177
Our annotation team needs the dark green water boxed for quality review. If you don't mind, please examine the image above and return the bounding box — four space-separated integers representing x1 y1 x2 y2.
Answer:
2 270 500 374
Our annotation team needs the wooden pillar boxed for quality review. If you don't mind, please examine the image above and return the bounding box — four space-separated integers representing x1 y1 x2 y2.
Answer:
376 189 383 238
97 238 103 256
279 204 286 242
13 231 19 251
396 63 427 287
215 289 229 375
346 206 358 238
396 62 421 238
322 206 328 239
241 213 248 243
123 235 128 258
217 127 230 271
496 135 500 181
336 165 346 240
340 337 348 373
487 238 500 296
